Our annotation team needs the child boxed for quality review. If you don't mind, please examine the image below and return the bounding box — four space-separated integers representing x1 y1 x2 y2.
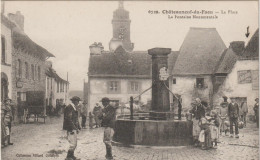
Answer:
209 110 220 149
199 116 212 150
89 112 94 129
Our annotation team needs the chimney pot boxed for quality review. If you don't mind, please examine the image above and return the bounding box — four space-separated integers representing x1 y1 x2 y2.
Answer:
230 41 245 54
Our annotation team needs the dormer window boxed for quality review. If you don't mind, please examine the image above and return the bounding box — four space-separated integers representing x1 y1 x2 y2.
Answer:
196 78 204 88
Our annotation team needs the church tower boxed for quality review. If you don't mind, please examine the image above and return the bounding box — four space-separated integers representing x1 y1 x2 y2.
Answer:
109 1 134 52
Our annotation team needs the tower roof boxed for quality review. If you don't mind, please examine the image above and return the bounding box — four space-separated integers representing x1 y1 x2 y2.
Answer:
172 27 227 75
113 1 129 20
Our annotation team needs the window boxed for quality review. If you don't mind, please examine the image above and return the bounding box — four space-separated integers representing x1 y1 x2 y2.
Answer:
25 62 29 79
35 65 37 80
129 81 140 93
17 92 26 102
60 82 63 92
56 99 59 106
38 66 41 80
172 78 176 84
31 64 35 80
51 79 52 90
57 82 59 93
108 81 120 93
196 78 204 88
18 59 22 78
238 70 252 84
47 78 49 90
1 36 6 63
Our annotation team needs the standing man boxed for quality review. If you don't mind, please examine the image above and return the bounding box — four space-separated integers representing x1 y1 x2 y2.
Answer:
81 101 88 129
63 96 81 160
100 97 117 160
254 98 259 128
2 98 14 145
177 96 182 120
228 98 239 138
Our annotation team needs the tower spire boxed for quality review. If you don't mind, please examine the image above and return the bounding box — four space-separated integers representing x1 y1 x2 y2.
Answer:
119 1 124 9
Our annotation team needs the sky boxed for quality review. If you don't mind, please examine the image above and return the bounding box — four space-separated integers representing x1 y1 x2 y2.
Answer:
4 1 258 91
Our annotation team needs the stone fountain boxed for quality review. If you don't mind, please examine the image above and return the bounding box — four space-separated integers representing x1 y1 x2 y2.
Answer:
113 48 193 146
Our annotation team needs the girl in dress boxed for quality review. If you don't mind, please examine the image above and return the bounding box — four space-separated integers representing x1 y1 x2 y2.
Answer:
209 110 220 149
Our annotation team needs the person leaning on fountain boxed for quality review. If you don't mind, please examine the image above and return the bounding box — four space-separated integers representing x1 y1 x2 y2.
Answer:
99 97 117 160
189 98 206 147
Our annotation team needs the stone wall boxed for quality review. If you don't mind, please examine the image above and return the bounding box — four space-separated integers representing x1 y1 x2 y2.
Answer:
171 75 213 112
11 48 46 121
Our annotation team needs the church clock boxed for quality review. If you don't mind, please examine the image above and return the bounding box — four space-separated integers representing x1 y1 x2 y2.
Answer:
118 27 126 40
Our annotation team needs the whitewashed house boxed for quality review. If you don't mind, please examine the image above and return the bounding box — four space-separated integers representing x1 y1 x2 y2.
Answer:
45 61 69 112
213 29 259 116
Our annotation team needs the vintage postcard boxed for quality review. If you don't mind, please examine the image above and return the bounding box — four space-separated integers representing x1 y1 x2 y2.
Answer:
1 0 259 160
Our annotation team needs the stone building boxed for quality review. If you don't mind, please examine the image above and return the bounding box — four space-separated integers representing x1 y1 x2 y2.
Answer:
213 29 259 116
8 11 54 120
1 14 15 102
45 61 69 113
170 28 227 110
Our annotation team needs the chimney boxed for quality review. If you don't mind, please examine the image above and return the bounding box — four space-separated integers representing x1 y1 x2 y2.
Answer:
89 42 104 55
8 11 24 31
229 41 245 54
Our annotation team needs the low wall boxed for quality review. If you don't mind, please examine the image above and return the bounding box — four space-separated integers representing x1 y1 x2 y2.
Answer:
113 119 193 146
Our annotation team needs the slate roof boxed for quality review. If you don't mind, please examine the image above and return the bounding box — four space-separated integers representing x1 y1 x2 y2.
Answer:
214 28 259 74
46 67 68 83
172 28 227 75
214 48 238 74
12 30 55 58
88 46 179 78
243 28 259 58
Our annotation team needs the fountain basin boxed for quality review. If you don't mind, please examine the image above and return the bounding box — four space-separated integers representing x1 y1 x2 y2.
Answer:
113 119 193 146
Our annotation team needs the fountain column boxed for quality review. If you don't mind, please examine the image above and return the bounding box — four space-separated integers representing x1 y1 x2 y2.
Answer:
148 48 174 120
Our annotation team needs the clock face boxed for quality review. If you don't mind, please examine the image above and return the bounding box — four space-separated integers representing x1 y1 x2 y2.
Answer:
118 27 126 40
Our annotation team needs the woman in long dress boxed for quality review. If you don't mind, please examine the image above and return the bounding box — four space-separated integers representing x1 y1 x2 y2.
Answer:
219 97 229 135
190 98 205 146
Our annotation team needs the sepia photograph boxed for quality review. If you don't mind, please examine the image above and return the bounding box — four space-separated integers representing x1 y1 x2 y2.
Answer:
1 0 259 160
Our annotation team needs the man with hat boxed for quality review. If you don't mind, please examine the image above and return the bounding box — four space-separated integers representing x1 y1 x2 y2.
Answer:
2 98 14 145
228 98 240 138
254 98 259 128
63 96 81 160
100 97 117 160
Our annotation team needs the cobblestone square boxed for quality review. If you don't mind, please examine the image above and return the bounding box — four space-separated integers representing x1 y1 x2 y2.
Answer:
1 117 259 160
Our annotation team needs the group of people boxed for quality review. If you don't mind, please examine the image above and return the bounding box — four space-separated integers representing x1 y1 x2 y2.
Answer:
1 98 14 147
63 96 117 160
190 96 259 150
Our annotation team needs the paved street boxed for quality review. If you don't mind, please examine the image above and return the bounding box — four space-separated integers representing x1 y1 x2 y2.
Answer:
1 116 259 160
